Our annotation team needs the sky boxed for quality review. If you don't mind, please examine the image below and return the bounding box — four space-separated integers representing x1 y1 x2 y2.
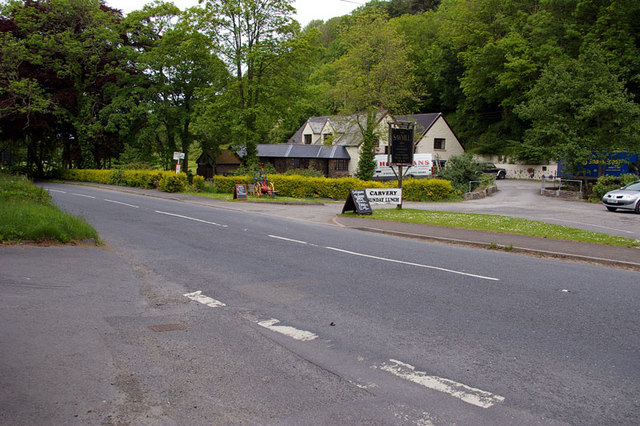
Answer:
105 0 364 27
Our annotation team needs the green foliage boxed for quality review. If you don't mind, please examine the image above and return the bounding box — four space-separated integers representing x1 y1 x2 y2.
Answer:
438 154 484 191
231 162 277 177
590 174 640 201
158 172 188 193
191 175 205 192
402 178 453 201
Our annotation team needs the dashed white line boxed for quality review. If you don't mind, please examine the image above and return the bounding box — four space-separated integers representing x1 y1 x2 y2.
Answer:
184 291 226 308
155 210 227 227
257 318 318 341
72 193 96 199
326 247 500 281
268 235 315 246
376 359 505 408
104 199 139 208
47 189 66 194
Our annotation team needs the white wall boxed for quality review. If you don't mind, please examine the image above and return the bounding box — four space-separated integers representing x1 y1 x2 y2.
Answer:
477 155 558 179
414 117 464 161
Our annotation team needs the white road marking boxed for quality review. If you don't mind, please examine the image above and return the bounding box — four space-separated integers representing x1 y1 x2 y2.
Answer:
269 235 312 245
326 247 499 281
155 210 227 227
104 199 139 208
72 193 96 199
257 318 318 341
377 359 505 408
47 189 66 194
183 291 226 308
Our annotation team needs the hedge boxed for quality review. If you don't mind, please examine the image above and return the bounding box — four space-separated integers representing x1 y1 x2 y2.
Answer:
59 169 454 201
60 169 188 193
212 175 452 201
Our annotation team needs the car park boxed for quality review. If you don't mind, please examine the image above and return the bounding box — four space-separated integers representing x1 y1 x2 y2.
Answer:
478 162 507 179
602 180 640 213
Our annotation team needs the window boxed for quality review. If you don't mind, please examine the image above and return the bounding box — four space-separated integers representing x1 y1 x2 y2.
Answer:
323 133 333 145
304 134 312 144
434 138 446 150
334 159 348 171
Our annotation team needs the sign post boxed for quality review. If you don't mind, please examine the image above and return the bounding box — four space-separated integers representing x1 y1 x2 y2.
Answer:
173 152 185 174
389 121 415 209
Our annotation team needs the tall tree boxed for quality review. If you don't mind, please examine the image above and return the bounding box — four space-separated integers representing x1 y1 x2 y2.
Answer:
330 9 415 180
0 0 130 172
125 2 228 172
198 0 298 163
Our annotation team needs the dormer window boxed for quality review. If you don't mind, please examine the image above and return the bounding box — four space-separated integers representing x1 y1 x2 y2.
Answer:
304 134 312 144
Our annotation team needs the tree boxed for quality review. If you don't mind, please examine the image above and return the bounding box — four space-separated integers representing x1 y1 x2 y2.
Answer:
330 10 415 180
125 2 228 172
515 47 640 172
0 0 131 173
198 0 298 163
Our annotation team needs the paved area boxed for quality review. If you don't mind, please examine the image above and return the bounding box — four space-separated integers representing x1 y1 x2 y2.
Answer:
51 180 640 271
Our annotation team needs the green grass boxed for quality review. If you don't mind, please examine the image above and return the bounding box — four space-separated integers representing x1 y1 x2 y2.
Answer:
346 209 640 248
0 174 100 244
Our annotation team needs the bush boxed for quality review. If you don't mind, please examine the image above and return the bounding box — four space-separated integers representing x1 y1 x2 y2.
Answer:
402 178 453 201
438 154 484 191
158 172 188 193
590 174 639 201
191 175 205 192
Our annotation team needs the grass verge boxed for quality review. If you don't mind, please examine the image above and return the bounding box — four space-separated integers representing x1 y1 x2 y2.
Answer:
345 209 640 248
0 174 100 245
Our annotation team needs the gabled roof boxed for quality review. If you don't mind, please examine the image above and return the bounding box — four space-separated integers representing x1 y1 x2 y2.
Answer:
257 144 350 159
288 110 391 146
393 113 442 139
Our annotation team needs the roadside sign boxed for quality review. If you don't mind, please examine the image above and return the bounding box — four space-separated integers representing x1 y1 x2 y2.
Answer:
342 189 372 215
365 188 402 205
173 152 185 160
234 184 248 200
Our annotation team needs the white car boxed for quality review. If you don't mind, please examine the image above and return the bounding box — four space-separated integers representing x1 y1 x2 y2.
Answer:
602 181 640 213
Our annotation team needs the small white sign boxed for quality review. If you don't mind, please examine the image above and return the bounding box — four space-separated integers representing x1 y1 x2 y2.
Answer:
173 151 185 160
365 188 402 205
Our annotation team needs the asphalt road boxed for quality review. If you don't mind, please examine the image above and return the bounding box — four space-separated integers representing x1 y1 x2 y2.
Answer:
1 182 639 425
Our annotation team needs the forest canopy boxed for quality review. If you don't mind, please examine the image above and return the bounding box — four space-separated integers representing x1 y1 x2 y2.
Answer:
1 0 639 176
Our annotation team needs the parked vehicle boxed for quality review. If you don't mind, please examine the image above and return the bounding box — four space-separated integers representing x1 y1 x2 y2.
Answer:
478 162 506 179
373 154 433 180
602 180 640 213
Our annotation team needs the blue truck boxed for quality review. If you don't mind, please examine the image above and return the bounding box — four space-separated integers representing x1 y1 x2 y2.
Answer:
557 151 639 179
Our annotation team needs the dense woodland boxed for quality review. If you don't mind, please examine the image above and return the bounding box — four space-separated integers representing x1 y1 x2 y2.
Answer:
1 0 639 177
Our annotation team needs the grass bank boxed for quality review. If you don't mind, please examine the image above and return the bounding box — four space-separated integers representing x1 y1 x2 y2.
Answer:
346 209 640 248
0 174 100 244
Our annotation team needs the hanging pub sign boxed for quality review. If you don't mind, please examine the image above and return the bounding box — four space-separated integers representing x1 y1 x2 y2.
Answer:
389 121 415 166
342 189 373 215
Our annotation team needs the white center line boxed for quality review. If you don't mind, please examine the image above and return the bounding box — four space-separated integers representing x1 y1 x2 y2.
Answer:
155 210 227 227
48 189 66 194
326 247 499 281
376 359 505 408
257 318 318 341
72 193 96 199
104 199 139 208
184 291 226 308
269 235 312 245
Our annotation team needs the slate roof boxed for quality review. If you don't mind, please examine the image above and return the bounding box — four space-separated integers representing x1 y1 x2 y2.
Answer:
394 113 442 140
257 144 350 159
288 111 390 146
